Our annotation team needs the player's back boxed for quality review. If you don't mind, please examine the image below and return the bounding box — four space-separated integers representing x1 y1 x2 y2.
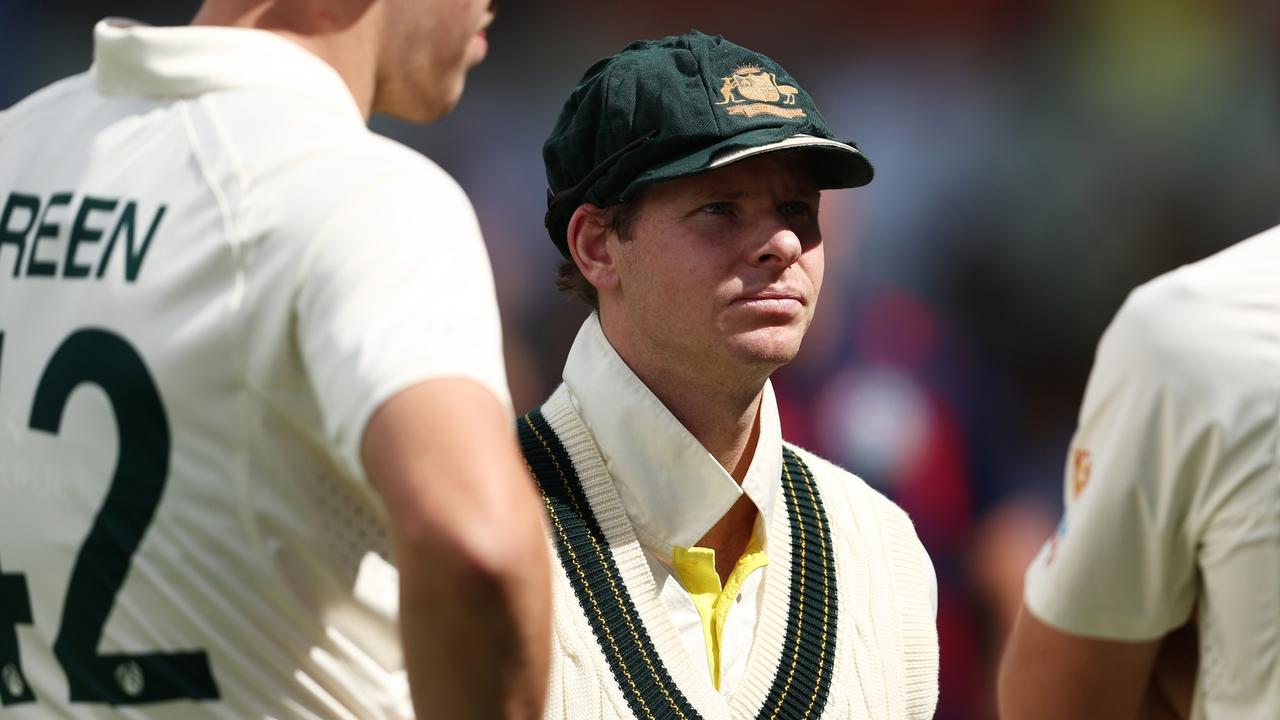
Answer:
0 21 455 719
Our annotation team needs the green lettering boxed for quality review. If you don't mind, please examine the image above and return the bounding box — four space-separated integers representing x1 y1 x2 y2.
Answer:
27 193 71 278
97 202 166 283
95 203 129 279
0 193 40 277
125 205 165 283
64 197 118 280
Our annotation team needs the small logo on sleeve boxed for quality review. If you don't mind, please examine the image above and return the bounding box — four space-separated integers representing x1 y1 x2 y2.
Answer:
1045 448 1092 566
1071 448 1092 499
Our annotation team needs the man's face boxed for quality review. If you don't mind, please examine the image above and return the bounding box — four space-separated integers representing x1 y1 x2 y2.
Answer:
375 0 494 121
602 153 824 385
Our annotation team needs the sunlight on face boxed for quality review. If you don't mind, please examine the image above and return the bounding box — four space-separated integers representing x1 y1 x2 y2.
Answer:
375 0 495 121
602 152 825 387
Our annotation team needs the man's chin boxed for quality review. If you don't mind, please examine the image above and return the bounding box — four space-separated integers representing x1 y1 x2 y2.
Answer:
373 71 467 123
724 328 805 369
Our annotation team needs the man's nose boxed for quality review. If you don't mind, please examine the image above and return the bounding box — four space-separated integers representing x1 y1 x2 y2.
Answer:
752 223 803 267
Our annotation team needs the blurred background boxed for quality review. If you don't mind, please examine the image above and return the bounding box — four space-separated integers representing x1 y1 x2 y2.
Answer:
4 2 1278 717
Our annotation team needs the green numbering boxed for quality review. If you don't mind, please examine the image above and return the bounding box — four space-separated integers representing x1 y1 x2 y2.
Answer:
0 331 37 706
0 329 220 705
0 567 37 705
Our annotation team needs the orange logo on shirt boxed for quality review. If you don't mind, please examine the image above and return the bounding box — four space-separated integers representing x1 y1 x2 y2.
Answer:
1070 448 1092 499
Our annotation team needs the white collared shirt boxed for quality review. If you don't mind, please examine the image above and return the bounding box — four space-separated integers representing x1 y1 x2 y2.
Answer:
562 312 781 696
0 19 507 718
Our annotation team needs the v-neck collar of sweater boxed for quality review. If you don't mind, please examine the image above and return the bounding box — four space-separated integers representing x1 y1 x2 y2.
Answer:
519 387 838 720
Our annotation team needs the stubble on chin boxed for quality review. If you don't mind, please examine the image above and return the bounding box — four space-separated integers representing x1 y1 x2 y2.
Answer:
720 321 808 376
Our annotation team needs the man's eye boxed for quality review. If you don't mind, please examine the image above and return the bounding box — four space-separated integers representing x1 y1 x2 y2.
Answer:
781 201 814 216
701 202 730 215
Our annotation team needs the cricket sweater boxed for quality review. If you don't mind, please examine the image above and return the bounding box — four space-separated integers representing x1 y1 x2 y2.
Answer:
521 385 939 720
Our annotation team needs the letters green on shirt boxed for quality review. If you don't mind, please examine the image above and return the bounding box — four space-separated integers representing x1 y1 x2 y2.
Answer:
0 191 166 283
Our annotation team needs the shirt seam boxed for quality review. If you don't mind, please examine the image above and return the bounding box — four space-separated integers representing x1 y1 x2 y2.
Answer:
177 95 267 582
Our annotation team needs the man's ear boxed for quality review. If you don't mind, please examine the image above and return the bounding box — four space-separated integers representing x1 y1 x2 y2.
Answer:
567 204 621 294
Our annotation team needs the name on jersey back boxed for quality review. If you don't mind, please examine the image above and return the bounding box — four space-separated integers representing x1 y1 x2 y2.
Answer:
0 191 166 282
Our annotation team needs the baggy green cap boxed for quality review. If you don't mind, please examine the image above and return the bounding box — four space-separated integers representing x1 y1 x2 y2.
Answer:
543 30 874 257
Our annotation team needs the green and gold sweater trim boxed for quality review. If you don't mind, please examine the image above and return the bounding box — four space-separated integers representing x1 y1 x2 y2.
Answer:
518 409 838 719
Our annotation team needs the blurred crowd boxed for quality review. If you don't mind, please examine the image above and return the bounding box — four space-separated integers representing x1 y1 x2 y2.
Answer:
4 2 1278 718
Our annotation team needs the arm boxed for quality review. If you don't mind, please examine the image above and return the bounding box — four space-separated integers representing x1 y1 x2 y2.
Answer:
999 605 1160 720
363 378 550 720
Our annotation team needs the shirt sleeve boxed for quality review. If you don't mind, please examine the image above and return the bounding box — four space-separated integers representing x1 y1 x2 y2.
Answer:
294 160 511 485
1024 282 1204 641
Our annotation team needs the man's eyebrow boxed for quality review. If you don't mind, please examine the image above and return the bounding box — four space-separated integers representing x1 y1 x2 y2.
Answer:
689 187 747 201
688 185 819 200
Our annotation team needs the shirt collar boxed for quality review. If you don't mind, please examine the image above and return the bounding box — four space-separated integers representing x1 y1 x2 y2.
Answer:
562 313 782 552
92 18 364 124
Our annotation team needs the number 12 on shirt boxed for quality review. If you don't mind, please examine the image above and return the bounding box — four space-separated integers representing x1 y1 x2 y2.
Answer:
0 329 220 706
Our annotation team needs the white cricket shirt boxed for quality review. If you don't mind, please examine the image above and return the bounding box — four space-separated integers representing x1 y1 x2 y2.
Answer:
0 19 508 719
1025 224 1280 719
561 312 784 697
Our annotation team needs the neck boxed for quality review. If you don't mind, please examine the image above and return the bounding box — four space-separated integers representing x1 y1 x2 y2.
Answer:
622 350 767 582
640 360 766 483
599 317 769 485
596 314 774 583
679 384 762 484
191 1 380 119
651 374 764 583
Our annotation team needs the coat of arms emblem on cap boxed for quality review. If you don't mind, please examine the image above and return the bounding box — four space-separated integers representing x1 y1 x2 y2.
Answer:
715 64 806 119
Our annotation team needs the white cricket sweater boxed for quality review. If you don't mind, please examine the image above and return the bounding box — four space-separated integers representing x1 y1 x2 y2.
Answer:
520 385 939 720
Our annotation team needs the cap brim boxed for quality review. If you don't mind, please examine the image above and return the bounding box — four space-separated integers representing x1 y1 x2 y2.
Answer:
708 133 864 170
620 128 873 200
